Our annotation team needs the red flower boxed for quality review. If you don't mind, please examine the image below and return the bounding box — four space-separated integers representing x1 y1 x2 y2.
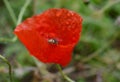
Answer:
14 8 82 66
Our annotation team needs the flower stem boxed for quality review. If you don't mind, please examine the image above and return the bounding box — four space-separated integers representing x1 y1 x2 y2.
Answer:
0 0 32 43
17 0 32 25
0 54 13 82
56 64 75 82
93 0 120 17
3 0 17 25
0 36 17 43
100 0 120 14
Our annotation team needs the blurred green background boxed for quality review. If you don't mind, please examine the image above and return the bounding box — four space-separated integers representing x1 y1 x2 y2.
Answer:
0 0 120 82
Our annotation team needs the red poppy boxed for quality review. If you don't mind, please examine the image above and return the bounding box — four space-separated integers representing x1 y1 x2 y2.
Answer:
14 8 82 66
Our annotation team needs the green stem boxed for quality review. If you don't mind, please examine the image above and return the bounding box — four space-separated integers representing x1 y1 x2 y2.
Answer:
100 0 120 14
17 0 32 25
93 0 120 17
56 64 75 82
0 54 13 82
33 0 37 14
0 36 17 43
0 0 32 43
0 1 32 81
3 0 17 25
